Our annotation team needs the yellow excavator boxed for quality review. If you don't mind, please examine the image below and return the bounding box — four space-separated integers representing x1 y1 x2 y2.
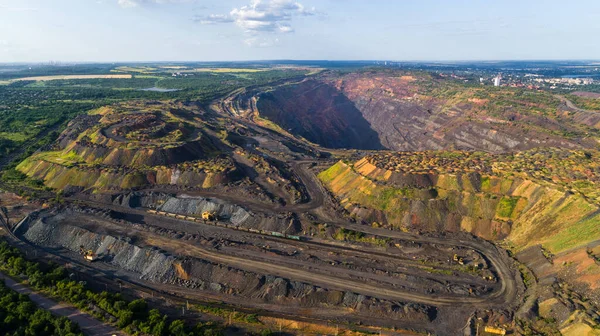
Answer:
202 211 216 221
453 254 465 265
79 245 97 262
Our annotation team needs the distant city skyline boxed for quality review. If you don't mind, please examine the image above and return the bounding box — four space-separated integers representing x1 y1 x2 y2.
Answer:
1 0 600 62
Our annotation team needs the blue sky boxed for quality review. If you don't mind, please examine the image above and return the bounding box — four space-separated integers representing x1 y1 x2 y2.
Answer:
1 0 599 62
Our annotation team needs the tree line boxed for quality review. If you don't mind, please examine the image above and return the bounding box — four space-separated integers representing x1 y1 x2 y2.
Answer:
0 240 224 336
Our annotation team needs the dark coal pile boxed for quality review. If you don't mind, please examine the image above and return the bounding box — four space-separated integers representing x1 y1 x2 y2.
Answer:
113 192 301 234
15 209 435 323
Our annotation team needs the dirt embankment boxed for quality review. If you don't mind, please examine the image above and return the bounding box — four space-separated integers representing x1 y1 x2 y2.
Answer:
111 192 301 234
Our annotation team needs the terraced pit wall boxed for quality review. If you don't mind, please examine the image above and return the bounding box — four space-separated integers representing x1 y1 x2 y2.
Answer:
320 158 600 253
15 209 435 323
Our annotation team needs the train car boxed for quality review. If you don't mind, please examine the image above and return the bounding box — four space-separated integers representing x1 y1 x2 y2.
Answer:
271 232 285 238
185 216 196 221
248 228 260 234
175 215 186 219
157 211 167 216
147 209 157 214
287 235 302 241
167 213 177 218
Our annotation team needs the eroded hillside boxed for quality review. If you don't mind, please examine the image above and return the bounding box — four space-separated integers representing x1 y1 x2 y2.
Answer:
17 102 239 191
319 149 600 254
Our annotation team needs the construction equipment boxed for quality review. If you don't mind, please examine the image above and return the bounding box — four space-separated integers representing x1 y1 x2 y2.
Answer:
80 245 97 262
484 326 506 335
453 254 465 265
202 211 216 221
84 250 97 262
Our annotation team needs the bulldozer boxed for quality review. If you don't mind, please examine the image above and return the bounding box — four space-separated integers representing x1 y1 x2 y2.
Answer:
202 211 216 221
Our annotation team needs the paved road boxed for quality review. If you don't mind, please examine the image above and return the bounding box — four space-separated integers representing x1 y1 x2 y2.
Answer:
0 272 121 336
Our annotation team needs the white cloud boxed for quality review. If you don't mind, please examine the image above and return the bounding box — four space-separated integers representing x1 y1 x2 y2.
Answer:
196 14 234 25
0 4 38 11
198 0 317 41
117 0 195 8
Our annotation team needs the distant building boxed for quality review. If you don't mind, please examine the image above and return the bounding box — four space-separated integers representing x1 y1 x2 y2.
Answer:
493 75 502 87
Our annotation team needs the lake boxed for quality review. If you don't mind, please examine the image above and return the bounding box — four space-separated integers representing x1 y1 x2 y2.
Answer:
139 87 180 92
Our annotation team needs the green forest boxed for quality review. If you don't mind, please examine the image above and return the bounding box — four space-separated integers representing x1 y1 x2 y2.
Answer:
0 280 83 336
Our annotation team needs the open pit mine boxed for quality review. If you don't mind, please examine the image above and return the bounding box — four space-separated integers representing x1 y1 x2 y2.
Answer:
10 70 600 335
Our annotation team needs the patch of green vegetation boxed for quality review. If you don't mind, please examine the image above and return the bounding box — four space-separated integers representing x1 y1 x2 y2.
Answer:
518 264 534 289
545 216 600 253
568 95 600 111
194 305 261 325
496 196 520 218
333 228 390 247
317 161 346 182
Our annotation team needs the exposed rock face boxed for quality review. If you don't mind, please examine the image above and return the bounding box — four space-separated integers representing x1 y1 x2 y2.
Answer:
16 209 435 323
257 73 596 152
256 80 384 150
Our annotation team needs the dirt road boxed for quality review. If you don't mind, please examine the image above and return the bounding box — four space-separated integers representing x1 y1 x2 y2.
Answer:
0 272 121 336
555 94 600 113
